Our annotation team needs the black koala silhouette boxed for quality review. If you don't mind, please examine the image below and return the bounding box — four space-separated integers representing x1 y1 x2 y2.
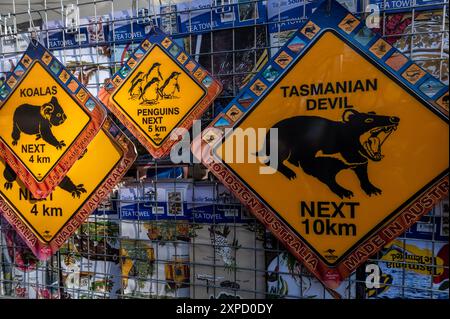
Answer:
256 109 400 199
3 164 86 198
12 96 67 149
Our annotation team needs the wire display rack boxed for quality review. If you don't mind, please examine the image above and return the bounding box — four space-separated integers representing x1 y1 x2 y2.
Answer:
0 0 448 299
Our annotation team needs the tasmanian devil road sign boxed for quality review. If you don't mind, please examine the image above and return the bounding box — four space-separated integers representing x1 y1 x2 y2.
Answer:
99 28 222 159
0 41 106 199
0 118 136 260
192 0 449 290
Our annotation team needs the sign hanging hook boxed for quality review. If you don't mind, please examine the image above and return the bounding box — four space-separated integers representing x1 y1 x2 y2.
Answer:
148 0 161 35
27 8 38 47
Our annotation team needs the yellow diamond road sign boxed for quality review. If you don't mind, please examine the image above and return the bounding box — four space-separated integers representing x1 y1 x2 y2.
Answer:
100 33 222 159
0 42 106 199
111 45 206 147
0 62 90 181
0 119 136 259
198 21 448 289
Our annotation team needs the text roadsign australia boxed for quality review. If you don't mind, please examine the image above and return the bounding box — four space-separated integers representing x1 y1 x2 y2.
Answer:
100 31 222 158
0 119 136 260
0 42 106 199
194 0 449 290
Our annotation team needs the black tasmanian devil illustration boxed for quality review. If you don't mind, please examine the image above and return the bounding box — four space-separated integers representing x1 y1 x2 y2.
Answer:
255 110 400 199
11 96 67 149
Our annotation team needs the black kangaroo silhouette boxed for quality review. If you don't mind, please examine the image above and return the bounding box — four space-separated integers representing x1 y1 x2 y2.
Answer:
3 164 86 198
255 109 400 199
2 149 88 197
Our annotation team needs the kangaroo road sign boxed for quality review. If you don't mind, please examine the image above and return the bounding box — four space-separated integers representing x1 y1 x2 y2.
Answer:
100 29 222 158
0 41 106 199
193 0 448 290
0 118 136 260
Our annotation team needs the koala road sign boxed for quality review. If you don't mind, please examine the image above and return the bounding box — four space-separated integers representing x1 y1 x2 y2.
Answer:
100 29 222 158
193 0 449 291
0 118 137 260
0 42 106 199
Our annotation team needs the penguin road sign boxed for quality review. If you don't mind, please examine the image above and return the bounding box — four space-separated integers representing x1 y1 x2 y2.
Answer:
0 41 106 199
100 29 222 158
193 0 448 290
